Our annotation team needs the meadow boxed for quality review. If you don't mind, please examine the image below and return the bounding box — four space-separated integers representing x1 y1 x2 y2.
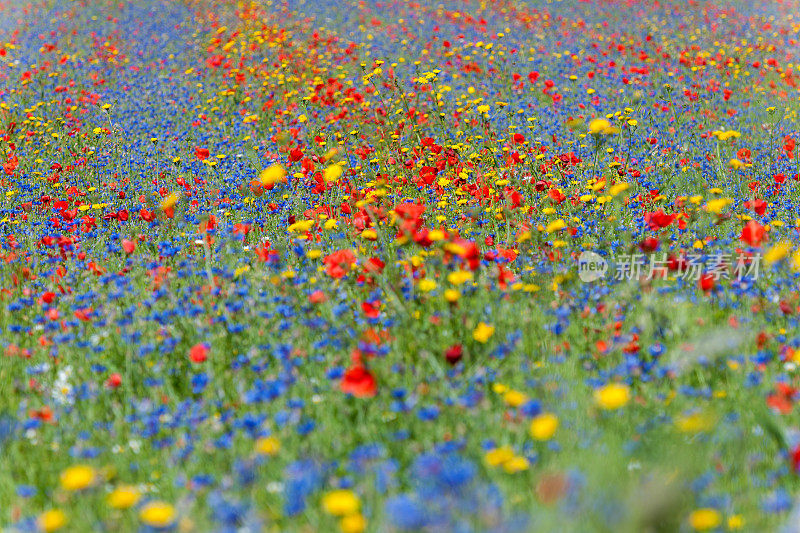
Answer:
1 0 800 531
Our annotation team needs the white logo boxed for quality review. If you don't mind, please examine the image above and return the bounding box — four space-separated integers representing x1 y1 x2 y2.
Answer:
578 251 608 282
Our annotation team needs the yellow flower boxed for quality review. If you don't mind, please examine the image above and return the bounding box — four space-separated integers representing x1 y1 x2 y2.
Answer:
473 322 495 343
530 413 559 441
322 489 360 516
484 446 514 467
609 182 629 196
428 229 446 241
259 163 286 186
324 163 344 183
60 465 96 491
234 265 250 279
288 219 315 233
503 455 530 473
713 130 741 141
588 118 611 134
418 279 437 292
594 383 630 410
688 508 721 531
38 510 67 532
503 390 528 407
588 118 618 135
323 148 340 162
492 383 508 394
255 436 280 456
728 514 744 530
728 158 746 170
447 270 473 285
139 502 176 529
340 513 367 533
444 289 460 303
443 242 468 255
705 198 732 214
108 485 141 509
764 241 791 265
675 412 715 434
160 191 180 211
545 219 566 233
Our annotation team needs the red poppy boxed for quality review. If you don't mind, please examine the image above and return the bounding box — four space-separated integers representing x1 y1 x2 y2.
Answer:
792 445 800 473
644 210 675 230
323 249 356 278
289 147 303 162
3 154 18 175
740 221 765 246
362 301 380 319
639 237 659 252
194 147 210 160
105 373 122 388
743 199 766 216
699 274 715 293
445 344 463 365
768 383 797 415
340 365 377 398
309 290 327 304
189 343 208 363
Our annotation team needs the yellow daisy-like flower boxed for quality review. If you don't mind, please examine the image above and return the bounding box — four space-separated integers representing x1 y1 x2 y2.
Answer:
255 436 281 456
764 241 791 265
417 278 437 292
159 191 180 211
107 485 141 509
588 118 611 134
594 383 631 410
688 508 721 531
360 228 377 240
503 455 530 473
340 513 367 533
59 465 96 491
447 270 473 285
713 130 741 141
530 413 559 441
609 182 629 196
322 489 360 516
545 219 566 234
139 501 176 529
587 118 619 135
259 163 286 186
288 219 315 233
324 163 343 183
472 322 495 343
503 389 528 407
38 510 67 532
484 446 514 467
427 229 446 241
675 412 715 434
444 289 460 303
704 197 732 214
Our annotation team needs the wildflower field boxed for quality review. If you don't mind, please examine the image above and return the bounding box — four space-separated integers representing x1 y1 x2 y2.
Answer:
4 0 800 530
